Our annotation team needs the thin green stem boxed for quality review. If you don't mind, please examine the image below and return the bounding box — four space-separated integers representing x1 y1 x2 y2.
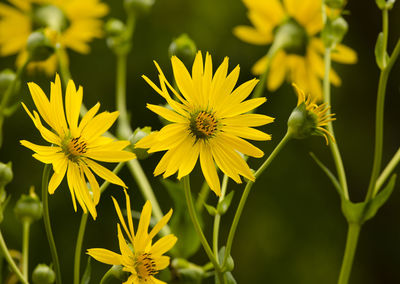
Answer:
382 9 389 63
195 181 211 213
337 224 361 284
375 146 400 194
0 230 28 283
56 46 71 86
222 131 291 269
182 175 223 283
323 47 349 200
116 54 131 139
73 162 125 284
212 175 229 262
41 164 62 284
22 221 31 279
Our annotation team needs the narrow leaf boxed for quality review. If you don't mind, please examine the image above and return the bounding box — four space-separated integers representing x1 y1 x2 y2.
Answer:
375 32 388 69
80 256 92 284
217 191 235 215
309 152 342 196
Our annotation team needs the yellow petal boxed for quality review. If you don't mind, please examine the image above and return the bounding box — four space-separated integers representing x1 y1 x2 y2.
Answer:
199 142 221 196
150 234 177 256
222 125 271 141
134 200 152 251
50 74 68 136
84 158 127 188
147 104 186 123
332 44 358 64
222 114 274 127
77 102 100 134
219 132 264 158
112 196 134 243
233 26 271 45
171 56 197 105
48 159 67 194
65 80 83 136
87 248 121 266
148 209 172 242
267 50 287 91
81 111 119 144
84 150 136 163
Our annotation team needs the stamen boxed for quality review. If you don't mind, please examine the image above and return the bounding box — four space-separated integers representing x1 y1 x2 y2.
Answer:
189 111 218 139
66 136 87 158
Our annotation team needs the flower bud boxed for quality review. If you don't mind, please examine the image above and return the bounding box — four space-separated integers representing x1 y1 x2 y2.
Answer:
14 187 43 223
105 18 126 38
0 69 16 95
105 19 131 55
0 162 13 188
124 0 155 16
130 127 152 159
287 104 317 140
168 34 197 65
26 29 55 62
32 5 68 32
321 17 348 48
324 0 346 9
32 264 56 284
273 19 308 55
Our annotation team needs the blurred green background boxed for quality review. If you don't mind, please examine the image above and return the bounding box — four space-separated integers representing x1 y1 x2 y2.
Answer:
1 0 400 283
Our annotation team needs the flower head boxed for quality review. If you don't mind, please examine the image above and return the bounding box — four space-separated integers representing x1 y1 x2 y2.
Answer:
20 74 136 219
0 0 108 75
234 0 357 100
135 51 274 196
288 83 335 144
87 190 177 284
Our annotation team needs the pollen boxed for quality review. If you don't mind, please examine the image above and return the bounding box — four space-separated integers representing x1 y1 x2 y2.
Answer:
66 136 87 157
135 253 157 280
190 111 218 139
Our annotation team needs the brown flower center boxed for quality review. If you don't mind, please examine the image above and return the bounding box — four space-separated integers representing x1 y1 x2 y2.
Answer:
66 136 87 157
190 111 218 139
135 253 157 280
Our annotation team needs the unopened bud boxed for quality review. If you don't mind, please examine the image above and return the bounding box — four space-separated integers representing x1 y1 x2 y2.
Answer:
0 162 13 188
105 19 131 55
33 5 68 32
124 0 155 16
32 264 56 284
131 127 152 159
14 187 43 223
322 17 348 48
105 19 125 37
273 19 308 55
0 69 16 95
287 104 317 139
168 34 197 65
27 30 55 62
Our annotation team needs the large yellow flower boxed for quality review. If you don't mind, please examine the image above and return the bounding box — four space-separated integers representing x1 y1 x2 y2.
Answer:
234 0 357 100
0 0 108 75
135 51 274 196
20 74 136 219
88 190 177 284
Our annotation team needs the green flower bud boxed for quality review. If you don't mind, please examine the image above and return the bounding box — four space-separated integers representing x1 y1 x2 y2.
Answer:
33 5 68 32
273 18 308 55
105 18 126 38
171 258 204 282
130 127 152 159
0 69 16 95
321 17 348 48
26 29 55 62
124 0 155 16
376 0 396 10
105 19 131 55
0 162 13 188
324 0 346 9
168 34 197 65
14 187 43 223
287 104 317 139
32 264 56 284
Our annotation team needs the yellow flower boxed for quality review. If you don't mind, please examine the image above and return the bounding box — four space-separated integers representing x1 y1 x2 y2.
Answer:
135 51 274 196
234 0 357 100
0 0 108 75
288 83 335 144
87 190 177 284
20 74 136 219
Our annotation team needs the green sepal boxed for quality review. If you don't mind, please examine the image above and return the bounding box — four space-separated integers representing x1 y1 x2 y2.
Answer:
216 191 234 215
162 179 201 258
341 174 396 224
204 202 218 216
376 0 396 9
322 17 348 48
218 246 234 272
80 256 92 284
375 32 389 70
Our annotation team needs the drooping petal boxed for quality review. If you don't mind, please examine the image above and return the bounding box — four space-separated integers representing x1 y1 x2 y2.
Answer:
87 248 121 266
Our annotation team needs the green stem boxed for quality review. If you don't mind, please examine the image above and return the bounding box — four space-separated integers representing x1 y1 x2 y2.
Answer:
196 181 211 213
337 224 361 284
22 221 31 279
73 162 125 284
0 229 28 283
375 146 400 194
212 175 228 262
116 54 132 139
182 175 224 283
41 164 62 284
56 46 71 86
222 131 291 269
323 47 349 200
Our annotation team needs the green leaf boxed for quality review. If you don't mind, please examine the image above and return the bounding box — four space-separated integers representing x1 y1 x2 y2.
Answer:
309 152 342 196
218 246 234 272
162 179 201 259
375 32 389 69
217 191 234 215
80 256 92 284
204 203 218 216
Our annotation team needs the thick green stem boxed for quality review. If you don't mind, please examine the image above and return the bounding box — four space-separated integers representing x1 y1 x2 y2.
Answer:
337 224 361 284
222 131 291 269
212 175 228 262
0 230 28 283
22 221 31 279
323 47 349 200
41 164 62 284
182 175 224 283
73 162 125 284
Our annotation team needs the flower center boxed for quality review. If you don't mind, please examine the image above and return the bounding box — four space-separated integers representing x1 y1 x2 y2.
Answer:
273 18 309 55
135 253 157 280
189 111 218 139
32 4 69 32
63 136 87 161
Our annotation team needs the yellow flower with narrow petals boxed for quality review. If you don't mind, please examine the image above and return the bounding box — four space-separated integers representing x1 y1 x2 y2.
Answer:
20 74 136 219
288 83 336 144
234 0 357 100
88 190 177 284
0 0 108 75
135 51 274 196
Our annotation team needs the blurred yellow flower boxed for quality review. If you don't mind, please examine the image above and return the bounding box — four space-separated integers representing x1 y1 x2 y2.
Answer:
20 74 135 219
88 190 177 284
135 51 274 196
234 0 357 100
0 0 108 75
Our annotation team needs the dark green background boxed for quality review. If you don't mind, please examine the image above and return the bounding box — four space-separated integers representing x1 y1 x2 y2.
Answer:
1 0 400 283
